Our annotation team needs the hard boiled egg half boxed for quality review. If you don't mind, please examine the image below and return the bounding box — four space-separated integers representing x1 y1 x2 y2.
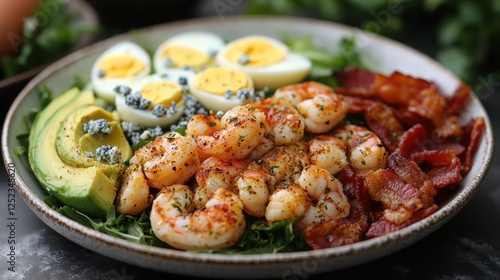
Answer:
115 69 195 128
154 32 225 73
91 41 151 103
216 35 312 89
188 66 254 113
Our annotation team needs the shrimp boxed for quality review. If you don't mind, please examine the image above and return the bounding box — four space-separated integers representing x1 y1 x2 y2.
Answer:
235 169 271 217
194 157 249 209
115 163 153 215
309 135 349 175
235 141 310 217
334 124 388 172
131 132 201 190
150 184 246 250
265 183 310 223
185 113 222 139
296 165 350 228
265 165 350 229
274 81 348 134
246 137 275 161
249 98 305 145
189 104 267 160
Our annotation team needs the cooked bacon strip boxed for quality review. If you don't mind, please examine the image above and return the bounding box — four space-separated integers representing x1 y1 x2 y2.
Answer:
388 153 436 208
434 142 466 157
338 166 379 210
446 83 471 116
364 169 422 212
407 86 446 127
304 207 370 249
333 68 377 98
434 115 464 139
428 157 463 188
345 95 379 114
411 149 457 167
366 103 406 152
373 71 433 106
338 165 356 198
395 123 427 158
461 117 486 174
365 205 438 238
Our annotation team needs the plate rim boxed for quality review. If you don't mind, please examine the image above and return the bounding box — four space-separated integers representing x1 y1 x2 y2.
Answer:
1 15 495 276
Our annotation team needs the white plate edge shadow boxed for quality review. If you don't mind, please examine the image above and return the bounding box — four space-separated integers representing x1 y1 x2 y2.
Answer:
1 15 494 279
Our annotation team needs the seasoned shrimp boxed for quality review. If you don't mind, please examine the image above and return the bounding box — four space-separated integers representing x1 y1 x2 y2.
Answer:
334 124 388 172
131 132 201 189
265 165 350 229
236 141 310 217
115 164 152 215
150 185 246 250
309 135 349 175
274 81 348 134
189 104 267 160
296 165 350 227
235 169 271 217
250 98 305 145
265 183 310 223
185 113 222 139
194 157 249 209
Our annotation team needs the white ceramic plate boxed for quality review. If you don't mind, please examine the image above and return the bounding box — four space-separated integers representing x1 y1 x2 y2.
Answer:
1 16 494 279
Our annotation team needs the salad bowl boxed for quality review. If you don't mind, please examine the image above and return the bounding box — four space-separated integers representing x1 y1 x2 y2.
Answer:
1 16 493 279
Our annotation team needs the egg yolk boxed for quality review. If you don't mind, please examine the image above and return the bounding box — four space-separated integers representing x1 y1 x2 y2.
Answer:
97 54 146 78
161 45 211 69
224 38 286 67
194 67 251 96
141 82 182 108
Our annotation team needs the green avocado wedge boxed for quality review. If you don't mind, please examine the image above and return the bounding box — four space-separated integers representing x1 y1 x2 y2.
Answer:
55 105 132 175
28 89 125 217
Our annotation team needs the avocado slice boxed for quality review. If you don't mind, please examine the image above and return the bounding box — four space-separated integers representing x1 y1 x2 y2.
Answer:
29 89 128 217
29 87 79 146
55 105 132 176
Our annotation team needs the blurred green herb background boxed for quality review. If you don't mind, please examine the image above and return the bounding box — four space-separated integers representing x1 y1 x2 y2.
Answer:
1 0 98 79
244 0 500 87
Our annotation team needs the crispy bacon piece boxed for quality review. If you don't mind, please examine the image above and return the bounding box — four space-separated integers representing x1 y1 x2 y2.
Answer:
364 169 422 212
434 116 464 139
428 157 463 188
434 142 466 157
304 208 370 249
407 86 446 127
333 68 377 98
461 117 486 174
365 205 438 238
411 149 457 167
366 103 406 152
446 83 471 116
345 95 379 114
395 123 427 157
373 71 433 106
338 166 380 211
388 153 436 208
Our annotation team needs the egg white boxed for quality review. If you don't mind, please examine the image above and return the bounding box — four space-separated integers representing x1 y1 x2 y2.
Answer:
91 41 151 104
115 70 195 128
216 35 312 89
154 31 225 73
188 68 255 113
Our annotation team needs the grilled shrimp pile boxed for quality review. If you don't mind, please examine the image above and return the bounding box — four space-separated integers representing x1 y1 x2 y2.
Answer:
115 69 485 251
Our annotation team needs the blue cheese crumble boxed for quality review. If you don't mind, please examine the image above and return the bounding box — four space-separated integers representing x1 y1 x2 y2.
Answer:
83 119 112 135
95 145 122 164
125 92 151 110
85 145 122 164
